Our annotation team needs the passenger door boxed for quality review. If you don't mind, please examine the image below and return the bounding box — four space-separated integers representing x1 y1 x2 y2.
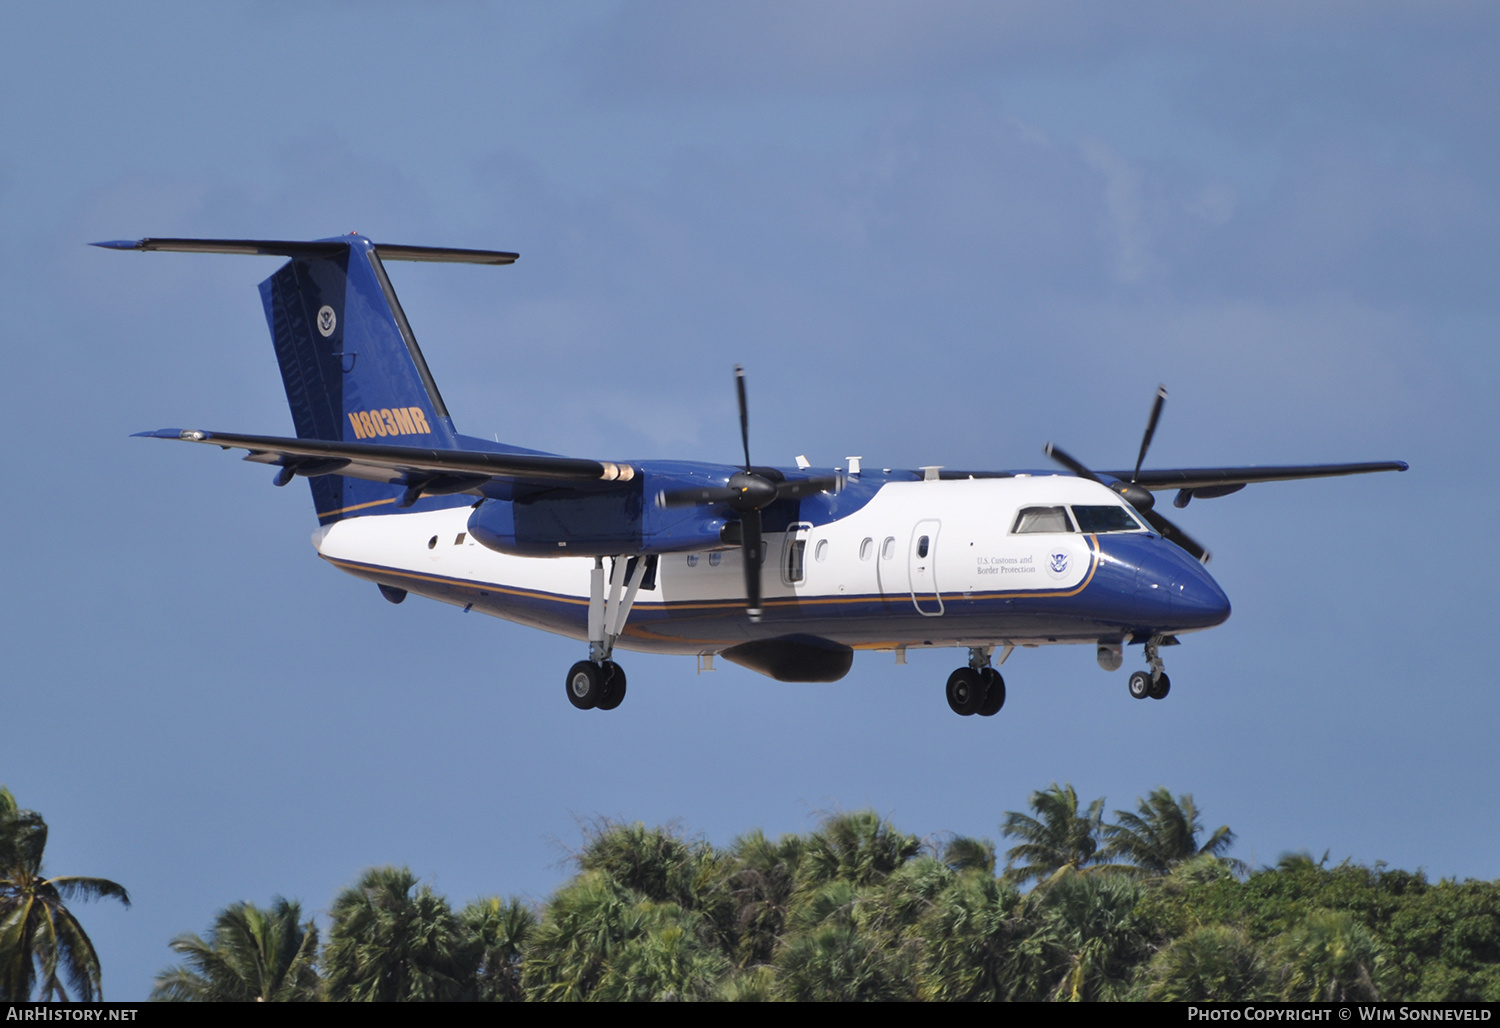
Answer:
909 520 943 615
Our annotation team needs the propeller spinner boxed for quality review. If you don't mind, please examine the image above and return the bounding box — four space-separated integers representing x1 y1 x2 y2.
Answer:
657 366 841 620
1045 385 1211 564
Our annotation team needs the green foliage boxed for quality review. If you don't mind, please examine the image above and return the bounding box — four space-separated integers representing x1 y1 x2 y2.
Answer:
1012 872 1149 1001
798 810 921 889
1272 909 1387 1001
0 786 130 1002
152 898 319 1001
323 866 466 1002
1103 788 1241 876
915 868 1023 1000
1142 925 1272 1001
149 785 1500 1002
1001 783 1111 884
521 870 726 1001
456 897 535 1001
724 829 803 968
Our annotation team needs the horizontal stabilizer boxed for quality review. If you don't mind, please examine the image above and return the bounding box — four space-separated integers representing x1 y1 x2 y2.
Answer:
134 429 634 489
93 237 518 265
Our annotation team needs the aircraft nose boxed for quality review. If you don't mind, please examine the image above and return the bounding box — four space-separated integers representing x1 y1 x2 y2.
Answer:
1169 565 1231 628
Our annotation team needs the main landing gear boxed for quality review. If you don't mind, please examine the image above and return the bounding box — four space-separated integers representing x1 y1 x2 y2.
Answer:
946 646 1007 717
564 555 648 712
566 659 627 710
1128 635 1171 701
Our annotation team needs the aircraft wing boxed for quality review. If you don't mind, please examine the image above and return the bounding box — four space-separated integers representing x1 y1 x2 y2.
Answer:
134 429 634 486
1098 461 1408 495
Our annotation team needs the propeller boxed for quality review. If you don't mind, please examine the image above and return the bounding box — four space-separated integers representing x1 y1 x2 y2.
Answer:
1044 385 1212 564
657 366 841 620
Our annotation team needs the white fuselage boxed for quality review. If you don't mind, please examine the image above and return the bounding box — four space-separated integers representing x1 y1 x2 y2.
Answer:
312 474 1221 658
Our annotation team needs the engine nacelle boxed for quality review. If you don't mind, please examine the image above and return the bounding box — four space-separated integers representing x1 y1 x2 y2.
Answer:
467 479 732 557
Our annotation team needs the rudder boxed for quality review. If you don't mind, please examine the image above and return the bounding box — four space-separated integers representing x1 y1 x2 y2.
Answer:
259 236 461 522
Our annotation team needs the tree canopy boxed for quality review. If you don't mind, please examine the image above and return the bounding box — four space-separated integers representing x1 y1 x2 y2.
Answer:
133 787 1500 1002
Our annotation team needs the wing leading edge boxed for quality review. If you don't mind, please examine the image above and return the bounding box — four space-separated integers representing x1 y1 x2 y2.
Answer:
1099 461 1408 493
134 429 635 494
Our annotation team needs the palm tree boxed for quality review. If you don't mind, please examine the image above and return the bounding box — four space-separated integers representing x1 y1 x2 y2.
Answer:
0 787 130 1001
587 900 729 1002
915 871 1025 1001
725 830 803 968
151 898 320 1001
322 866 465 1002
1102 787 1242 876
1273 910 1386 1001
1012 872 1149 1001
799 810 921 889
456 897 534 1001
941 835 997 875
522 870 730 1002
1000 783 1110 885
1142 925 1272 1001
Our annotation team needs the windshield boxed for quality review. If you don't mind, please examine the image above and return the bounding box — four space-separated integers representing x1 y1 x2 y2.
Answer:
1070 505 1145 533
1011 506 1075 534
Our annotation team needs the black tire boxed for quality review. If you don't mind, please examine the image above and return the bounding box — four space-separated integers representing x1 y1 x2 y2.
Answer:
1148 673 1171 700
566 660 603 709
597 661 628 710
946 667 984 716
1128 671 1152 700
977 668 1006 716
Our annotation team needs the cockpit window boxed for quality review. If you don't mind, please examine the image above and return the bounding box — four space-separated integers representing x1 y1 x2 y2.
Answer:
1011 506 1075 534
1071 505 1145 533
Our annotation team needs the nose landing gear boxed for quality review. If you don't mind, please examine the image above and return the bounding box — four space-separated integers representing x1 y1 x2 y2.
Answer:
1128 635 1171 701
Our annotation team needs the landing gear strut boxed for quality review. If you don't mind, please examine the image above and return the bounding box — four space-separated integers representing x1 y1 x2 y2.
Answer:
1128 635 1171 701
563 556 647 711
946 646 1007 717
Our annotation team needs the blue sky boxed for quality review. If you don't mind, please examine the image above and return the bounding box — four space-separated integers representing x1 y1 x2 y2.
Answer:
3 2 1496 1001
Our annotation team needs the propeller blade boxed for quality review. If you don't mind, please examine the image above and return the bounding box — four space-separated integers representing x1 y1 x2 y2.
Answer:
1133 385 1167 482
656 485 738 508
735 365 751 471
1141 508 1211 564
741 507 763 620
775 473 842 500
1043 443 1105 485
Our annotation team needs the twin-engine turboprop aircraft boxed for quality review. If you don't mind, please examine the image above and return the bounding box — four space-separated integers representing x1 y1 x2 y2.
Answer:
102 234 1407 716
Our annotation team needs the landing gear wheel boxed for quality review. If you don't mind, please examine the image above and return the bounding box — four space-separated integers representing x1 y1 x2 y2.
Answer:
1148 673 1171 700
977 668 1006 716
946 667 985 716
597 661 628 710
1128 671 1152 700
566 660 604 710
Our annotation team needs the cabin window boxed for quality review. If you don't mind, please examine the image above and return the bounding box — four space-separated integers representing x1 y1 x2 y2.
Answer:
686 554 699 567
1011 506 1074 534
859 537 873 561
427 535 438 549
708 551 721 566
917 535 930 558
882 536 896 560
1071 505 1145 533
815 539 829 562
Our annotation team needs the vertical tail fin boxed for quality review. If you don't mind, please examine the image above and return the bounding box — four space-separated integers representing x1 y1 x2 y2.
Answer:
97 235 517 523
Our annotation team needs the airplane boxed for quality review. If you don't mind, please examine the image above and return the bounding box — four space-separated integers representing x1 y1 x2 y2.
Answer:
100 233 1407 717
